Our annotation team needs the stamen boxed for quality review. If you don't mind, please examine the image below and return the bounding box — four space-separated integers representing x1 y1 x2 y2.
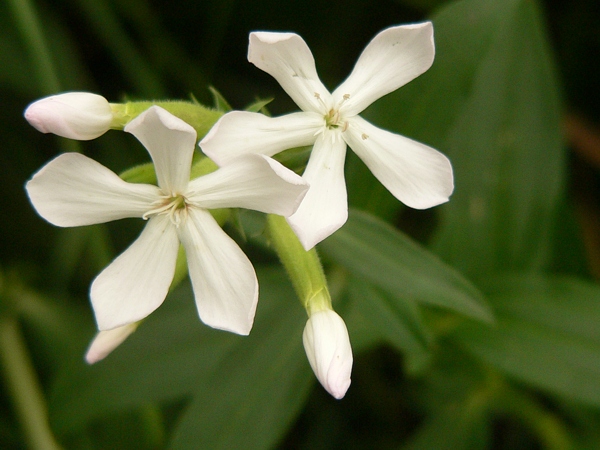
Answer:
337 94 350 109
314 92 328 110
142 193 189 226
142 195 173 220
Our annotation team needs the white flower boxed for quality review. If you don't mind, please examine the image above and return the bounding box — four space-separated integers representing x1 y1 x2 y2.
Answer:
26 106 309 335
24 92 112 140
303 309 353 399
200 22 454 250
85 323 139 364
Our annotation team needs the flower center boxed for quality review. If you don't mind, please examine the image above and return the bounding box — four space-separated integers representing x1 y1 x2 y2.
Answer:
324 108 345 130
143 192 189 226
315 93 351 132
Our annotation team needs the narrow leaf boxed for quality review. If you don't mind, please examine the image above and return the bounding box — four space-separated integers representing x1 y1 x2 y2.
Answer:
347 276 431 355
169 270 312 450
320 209 492 322
365 0 565 276
454 273 600 407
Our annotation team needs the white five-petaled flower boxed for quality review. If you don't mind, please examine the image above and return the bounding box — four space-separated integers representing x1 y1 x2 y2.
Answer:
303 309 353 399
200 22 454 250
24 92 113 140
26 106 309 335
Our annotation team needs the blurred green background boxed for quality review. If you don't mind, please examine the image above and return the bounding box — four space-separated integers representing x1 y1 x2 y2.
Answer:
2 0 600 448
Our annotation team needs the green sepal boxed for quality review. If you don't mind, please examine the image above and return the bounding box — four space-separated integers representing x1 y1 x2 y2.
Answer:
110 101 223 141
208 86 233 112
190 154 218 178
119 162 157 185
119 155 217 186
245 98 273 113
271 145 311 174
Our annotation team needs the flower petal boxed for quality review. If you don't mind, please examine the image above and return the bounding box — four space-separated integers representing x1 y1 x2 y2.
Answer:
26 153 159 227
287 131 348 250
187 154 308 216
125 106 196 193
332 22 435 116
24 92 112 140
302 309 353 399
200 111 322 166
178 208 258 335
84 322 139 364
345 116 453 209
248 32 331 113
90 215 179 330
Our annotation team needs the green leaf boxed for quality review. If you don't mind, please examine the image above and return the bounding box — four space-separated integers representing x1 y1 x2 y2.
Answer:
403 402 490 450
434 0 564 275
345 151 402 223
49 283 238 434
319 209 492 322
454 273 600 407
168 270 312 450
49 268 311 439
346 276 431 356
365 0 565 276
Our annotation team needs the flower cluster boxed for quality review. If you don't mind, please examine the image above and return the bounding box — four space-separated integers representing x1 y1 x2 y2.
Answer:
24 22 453 400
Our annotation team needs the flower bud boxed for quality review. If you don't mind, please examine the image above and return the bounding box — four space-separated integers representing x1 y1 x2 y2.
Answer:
24 92 113 140
85 322 138 364
302 309 353 399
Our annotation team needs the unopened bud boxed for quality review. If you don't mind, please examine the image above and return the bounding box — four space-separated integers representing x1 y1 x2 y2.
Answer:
85 322 138 364
302 309 352 399
24 92 112 140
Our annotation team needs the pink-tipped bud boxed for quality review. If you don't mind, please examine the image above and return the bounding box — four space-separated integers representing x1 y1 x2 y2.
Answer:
302 309 353 399
24 92 112 140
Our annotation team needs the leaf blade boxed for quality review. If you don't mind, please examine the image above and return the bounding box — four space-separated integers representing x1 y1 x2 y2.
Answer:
320 209 492 322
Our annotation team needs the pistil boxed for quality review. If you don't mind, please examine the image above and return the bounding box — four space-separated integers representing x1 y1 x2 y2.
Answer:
320 93 350 131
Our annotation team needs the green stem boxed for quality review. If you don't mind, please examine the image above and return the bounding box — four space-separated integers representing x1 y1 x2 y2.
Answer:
0 317 62 450
266 214 331 314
